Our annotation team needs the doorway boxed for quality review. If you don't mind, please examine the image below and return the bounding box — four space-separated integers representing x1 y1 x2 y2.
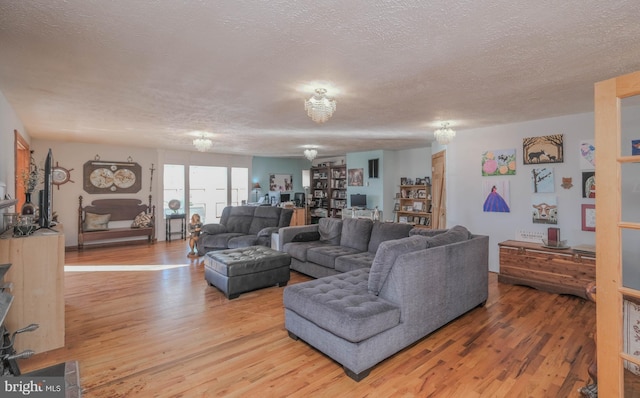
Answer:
431 150 446 229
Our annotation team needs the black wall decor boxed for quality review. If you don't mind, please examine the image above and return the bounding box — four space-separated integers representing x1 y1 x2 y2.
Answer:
368 158 379 179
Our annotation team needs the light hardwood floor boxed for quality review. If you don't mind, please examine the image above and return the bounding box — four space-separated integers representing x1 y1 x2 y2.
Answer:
19 241 595 397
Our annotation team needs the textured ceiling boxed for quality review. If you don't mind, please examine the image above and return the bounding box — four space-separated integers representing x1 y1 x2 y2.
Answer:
0 1 639 157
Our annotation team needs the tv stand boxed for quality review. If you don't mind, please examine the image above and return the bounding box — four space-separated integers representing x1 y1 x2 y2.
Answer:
342 208 382 220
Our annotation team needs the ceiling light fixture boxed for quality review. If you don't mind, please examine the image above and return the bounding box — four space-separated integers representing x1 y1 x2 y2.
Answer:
434 122 456 145
193 134 213 152
304 88 336 124
304 148 318 161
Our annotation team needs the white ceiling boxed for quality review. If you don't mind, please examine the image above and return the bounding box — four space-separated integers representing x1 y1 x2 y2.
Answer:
0 1 639 158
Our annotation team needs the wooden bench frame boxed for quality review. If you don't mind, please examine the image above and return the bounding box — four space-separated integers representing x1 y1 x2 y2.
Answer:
78 195 156 250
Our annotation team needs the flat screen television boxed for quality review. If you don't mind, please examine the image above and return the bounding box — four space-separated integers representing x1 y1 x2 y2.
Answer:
39 149 53 228
350 194 366 208
280 193 290 203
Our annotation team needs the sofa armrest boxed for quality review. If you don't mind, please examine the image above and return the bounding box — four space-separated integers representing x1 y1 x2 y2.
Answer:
257 226 279 237
278 224 320 247
201 224 227 235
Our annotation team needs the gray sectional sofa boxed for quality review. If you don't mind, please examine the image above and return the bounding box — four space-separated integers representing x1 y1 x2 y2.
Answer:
282 226 489 381
278 217 414 278
196 205 293 254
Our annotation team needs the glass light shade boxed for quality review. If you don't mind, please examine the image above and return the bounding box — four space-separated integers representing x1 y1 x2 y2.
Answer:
304 149 318 161
193 137 213 152
304 88 336 124
434 123 456 145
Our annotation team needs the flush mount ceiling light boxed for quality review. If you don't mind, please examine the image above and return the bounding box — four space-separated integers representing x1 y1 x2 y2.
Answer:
193 134 213 152
304 88 336 124
304 148 318 161
434 122 456 145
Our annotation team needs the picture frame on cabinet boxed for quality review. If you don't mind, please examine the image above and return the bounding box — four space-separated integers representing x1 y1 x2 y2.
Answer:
415 178 424 185
417 189 426 199
425 177 431 185
399 216 408 223
400 177 408 186
413 202 423 211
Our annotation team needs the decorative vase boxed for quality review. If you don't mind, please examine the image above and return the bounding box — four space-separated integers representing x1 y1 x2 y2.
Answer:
21 192 36 216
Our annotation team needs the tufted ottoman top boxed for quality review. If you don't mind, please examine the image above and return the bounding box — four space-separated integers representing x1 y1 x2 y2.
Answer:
283 268 400 343
205 246 291 277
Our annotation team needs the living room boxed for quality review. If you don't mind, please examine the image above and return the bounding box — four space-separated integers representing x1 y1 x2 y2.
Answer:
1 1 640 396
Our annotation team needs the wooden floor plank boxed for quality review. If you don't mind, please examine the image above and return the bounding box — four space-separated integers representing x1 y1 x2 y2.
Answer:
16 241 595 397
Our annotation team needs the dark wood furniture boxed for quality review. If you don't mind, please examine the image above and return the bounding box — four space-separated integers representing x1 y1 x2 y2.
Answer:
78 195 155 250
165 213 186 241
498 240 595 299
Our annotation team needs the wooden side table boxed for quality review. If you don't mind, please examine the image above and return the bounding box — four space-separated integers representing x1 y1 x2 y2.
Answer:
165 213 186 241
498 240 595 299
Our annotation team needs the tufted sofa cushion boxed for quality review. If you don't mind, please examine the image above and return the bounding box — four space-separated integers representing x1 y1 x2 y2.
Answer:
306 245 361 269
334 251 376 273
283 269 401 343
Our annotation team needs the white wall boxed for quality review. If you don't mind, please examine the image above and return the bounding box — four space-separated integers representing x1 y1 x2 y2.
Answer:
30 141 252 247
445 112 598 272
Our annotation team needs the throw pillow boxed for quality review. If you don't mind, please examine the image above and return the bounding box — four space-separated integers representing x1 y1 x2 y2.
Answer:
291 231 321 242
132 211 153 228
84 212 111 231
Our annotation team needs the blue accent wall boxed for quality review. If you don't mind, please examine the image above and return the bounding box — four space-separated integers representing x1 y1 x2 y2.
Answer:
252 157 310 201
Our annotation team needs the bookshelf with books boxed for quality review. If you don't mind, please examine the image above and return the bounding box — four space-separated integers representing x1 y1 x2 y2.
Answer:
395 177 432 228
310 163 329 222
329 164 347 218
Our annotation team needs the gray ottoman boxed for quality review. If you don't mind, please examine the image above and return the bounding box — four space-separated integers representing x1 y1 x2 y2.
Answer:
204 246 291 299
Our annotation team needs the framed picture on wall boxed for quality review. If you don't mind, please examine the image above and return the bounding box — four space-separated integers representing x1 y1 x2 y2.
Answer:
582 204 596 231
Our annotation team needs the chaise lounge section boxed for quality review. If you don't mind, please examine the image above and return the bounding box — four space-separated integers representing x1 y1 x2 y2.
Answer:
283 226 489 381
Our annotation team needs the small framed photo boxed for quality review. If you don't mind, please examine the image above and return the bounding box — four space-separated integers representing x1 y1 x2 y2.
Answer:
415 178 424 185
417 189 426 199
419 217 426 225
425 177 431 185
413 202 423 211
582 204 596 231
406 206 413 212
407 216 414 223
400 177 408 186
399 216 408 223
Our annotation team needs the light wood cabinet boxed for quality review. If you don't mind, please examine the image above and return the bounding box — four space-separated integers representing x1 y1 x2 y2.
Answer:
290 208 307 226
498 240 595 299
0 227 65 353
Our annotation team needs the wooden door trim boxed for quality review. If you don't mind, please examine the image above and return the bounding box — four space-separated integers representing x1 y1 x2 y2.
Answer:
14 130 29 211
